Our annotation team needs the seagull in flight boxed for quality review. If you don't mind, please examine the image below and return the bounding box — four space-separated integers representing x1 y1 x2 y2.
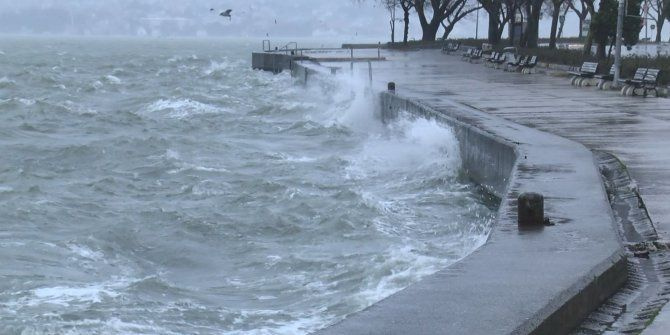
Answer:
220 9 232 20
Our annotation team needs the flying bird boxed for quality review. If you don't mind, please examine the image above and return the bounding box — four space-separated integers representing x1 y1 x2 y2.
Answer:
220 9 232 20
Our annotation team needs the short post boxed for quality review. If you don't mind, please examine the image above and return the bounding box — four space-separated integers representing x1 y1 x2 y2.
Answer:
518 192 544 228
378 42 381 60
387 82 396 93
350 48 354 60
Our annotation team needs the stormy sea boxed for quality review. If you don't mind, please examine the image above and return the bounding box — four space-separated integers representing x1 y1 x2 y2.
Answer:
0 37 496 334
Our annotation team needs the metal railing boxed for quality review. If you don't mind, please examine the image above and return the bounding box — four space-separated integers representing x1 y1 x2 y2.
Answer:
261 40 383 61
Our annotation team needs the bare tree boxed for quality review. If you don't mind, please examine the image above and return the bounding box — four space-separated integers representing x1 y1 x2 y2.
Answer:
381 0 400 42
506 0 526 45
415 0 478 40
524 0 543 47
648 0 668 42
556 3 571 39
479 0 517 44
567 0 595 38
547 0 566 48
440 0 482 39
400 0 415 43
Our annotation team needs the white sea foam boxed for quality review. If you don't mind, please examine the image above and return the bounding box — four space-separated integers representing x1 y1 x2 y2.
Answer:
60 100 97 115
104 75 122 85
91 80 104 90
143 98 227 119
204 60 230 75
354 245 447 304
67 243 104 261
346 117 461 180
32 284 119 306
0 76 15 87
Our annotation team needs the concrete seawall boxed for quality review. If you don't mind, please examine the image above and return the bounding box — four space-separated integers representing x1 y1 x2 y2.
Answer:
380 94 515 198
252 52 628 334
318 92 627 334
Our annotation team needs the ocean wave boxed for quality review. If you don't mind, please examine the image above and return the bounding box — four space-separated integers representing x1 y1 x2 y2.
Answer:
203 59 247 77
0 76 16 88
103 74 122 85
345 117 461 180
141 98 229 119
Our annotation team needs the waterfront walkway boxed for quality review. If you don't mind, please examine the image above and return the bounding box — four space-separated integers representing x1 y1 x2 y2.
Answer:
355 49 669 333
367 51 670 239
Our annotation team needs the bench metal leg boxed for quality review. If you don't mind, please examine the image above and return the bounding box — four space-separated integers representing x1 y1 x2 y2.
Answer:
570 76 579 85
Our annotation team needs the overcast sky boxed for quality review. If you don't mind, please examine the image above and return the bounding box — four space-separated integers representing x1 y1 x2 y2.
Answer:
0 0 666 42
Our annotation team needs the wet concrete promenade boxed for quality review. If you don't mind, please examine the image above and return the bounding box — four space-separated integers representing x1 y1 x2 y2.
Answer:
368 50 670 240
359 50 669 333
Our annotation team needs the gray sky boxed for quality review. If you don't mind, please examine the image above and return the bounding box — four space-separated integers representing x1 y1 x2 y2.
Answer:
0 0 665 42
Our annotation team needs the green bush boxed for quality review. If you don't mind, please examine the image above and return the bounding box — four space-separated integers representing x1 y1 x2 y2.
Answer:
517 47 591 67
620 56 670 85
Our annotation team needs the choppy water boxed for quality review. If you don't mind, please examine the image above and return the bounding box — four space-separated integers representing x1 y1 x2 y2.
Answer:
0 37 495 334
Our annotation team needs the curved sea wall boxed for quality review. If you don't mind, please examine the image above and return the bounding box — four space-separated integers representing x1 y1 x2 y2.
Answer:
252 54 627 334
317 91 627 334
379 94 515 198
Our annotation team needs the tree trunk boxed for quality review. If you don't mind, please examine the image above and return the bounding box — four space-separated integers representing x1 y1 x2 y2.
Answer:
508 10 516 45
526 0 543 48
442 23 455 40
557 5 570 39
403 10 410 44
549 2 561 49
578 17 584 38
595 39 607 59
488 10 502 44
390 20 395 43
521 1 532 46
656 17 665 42
583 29 594 55
421 21 440 41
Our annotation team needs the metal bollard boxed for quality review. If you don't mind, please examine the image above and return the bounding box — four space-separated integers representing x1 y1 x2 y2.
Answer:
387 82 396 93
518 192 544 228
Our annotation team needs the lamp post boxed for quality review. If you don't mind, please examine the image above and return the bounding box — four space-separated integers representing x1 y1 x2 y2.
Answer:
475 8 479 40
613 0 625 88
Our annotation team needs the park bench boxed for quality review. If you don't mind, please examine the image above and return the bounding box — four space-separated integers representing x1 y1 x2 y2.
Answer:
620 68 662 97
492 53 508 69
568 62 599 86
506 55 527 72
520 56 538 74
461 48 475 61
484 52 498 67
618 68 647 95
595 65 616 90
468 49 483 63
442 41 461 54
